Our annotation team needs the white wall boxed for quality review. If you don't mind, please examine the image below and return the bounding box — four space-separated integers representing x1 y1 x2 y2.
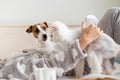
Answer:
0 0 120 58
0 0 120 25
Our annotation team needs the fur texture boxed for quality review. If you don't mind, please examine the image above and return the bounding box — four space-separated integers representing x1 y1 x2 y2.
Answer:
48 21 120 74
26 20 120 75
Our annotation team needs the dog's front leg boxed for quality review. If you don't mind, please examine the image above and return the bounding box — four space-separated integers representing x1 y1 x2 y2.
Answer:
87 51 103 74
103 59 113 75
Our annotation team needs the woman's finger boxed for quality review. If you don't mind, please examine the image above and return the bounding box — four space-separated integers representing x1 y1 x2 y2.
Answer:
81 20 86 30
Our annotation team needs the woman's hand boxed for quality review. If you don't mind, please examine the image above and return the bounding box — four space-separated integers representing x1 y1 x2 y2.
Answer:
80 21 103 51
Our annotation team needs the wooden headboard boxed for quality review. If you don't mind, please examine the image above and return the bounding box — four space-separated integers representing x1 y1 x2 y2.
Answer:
0 26 37 59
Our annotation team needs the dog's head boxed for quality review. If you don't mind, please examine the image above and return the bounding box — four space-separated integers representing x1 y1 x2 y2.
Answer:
26 22 49 41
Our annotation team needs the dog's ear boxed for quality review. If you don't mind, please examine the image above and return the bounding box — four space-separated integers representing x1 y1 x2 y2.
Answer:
44 22 48 28
26 25 33 33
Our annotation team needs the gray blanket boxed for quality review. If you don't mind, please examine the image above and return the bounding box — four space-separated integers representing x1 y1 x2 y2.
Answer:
0 49 56 80
0 39 88 80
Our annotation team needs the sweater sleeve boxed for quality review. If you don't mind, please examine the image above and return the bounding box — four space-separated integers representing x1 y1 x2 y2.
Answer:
44 39 87 76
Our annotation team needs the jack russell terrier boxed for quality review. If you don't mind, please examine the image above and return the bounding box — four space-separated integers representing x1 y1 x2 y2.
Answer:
26 22 56 53
26 20 120 75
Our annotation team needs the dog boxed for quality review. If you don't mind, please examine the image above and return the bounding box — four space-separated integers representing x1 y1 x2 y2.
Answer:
26 22 56 53
47 21 120 75
26 21 120 75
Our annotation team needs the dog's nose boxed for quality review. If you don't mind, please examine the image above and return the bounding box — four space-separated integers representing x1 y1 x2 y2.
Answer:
42 34 47 41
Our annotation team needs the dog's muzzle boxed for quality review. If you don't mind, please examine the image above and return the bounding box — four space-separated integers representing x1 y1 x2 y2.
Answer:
42 34 47 41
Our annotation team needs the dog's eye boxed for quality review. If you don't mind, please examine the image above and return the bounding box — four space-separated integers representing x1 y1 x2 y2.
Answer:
43 27 46 30
35 28 40 33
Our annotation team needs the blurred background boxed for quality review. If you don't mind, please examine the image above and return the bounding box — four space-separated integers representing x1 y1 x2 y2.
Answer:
0 0 120 58
0 0 120 26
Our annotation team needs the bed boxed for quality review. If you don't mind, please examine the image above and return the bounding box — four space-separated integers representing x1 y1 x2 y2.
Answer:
0 25 120 80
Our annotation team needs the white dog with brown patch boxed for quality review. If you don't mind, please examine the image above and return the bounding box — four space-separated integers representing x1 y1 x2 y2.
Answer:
26 18 120 75
26 22 56 53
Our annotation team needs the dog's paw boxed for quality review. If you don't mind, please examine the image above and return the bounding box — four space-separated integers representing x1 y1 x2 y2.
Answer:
103 68 113 75
91 68 103 74
49 21 61 32
49 25 58 32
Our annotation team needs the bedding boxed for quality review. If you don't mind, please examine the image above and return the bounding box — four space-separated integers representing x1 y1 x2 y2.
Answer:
0 49 120 80
0 48 83 80
0 49 53 80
